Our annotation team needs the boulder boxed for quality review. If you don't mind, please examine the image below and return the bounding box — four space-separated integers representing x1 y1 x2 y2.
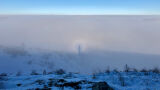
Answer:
92 82 113 90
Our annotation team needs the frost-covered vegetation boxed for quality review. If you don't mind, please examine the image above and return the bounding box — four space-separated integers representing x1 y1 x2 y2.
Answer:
1 46 160 74
0 69 160 90
0 46 160 89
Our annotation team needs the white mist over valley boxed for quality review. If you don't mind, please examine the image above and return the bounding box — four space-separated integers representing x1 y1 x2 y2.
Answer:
0 15 160 74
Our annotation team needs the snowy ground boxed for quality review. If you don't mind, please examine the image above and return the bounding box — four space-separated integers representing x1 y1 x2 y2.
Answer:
0 71 160 90
1 46 160 74
0 47 160 89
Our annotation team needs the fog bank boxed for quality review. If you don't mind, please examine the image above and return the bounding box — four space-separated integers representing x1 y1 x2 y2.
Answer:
0 15 160 54
0 15 160 74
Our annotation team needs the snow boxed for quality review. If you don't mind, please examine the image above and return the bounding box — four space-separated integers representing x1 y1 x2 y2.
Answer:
0 72 160 90
0 46 160 74
0 46 160 89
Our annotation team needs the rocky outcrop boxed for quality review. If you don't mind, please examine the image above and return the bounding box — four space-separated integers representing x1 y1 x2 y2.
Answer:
92 82 113 90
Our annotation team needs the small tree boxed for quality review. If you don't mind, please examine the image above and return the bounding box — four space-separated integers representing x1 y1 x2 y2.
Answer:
113 68 119 73
140 68 148 72
92 73 97 79
43 70 47 75
152 67 160 74
140 68 149 75
133 68 138 72
105 66 110 73
124 64 130 72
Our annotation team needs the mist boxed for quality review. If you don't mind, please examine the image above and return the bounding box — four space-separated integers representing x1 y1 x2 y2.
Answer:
0 15 160 74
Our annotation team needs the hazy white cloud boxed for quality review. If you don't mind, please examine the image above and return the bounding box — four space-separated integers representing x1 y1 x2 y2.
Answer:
0 15 160 55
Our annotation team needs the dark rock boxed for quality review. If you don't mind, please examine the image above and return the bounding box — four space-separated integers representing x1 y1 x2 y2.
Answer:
35 80 45 85
63 82 81 89
43 85 51 90
48 79 54 87
57 79 67 83
54 81 81 89
92 82 113 90
0 73 7 76
17 83 22 87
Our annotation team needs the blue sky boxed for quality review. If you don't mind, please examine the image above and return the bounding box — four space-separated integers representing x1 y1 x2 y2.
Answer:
0 0 160 15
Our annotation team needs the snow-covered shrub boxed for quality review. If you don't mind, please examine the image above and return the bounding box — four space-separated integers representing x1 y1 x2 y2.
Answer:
151 67 160 74
43 70 47 75
55 69 65 75
43 85 51 90
105 67 110 73
140 68 148 72
30 70 39 75
133 68 138 72
63 72 73 78
48 78 54 87
16 71 22 76
48 71 54 75
140 68 149 75
124 64 130 72
35 80 45 85
113 69 119 73
92 74 97 79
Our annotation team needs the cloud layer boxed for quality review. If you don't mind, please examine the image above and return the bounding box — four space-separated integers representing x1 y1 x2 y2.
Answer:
0 15 160 55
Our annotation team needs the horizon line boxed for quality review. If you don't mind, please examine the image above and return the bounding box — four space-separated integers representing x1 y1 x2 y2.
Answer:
0 14 160 16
